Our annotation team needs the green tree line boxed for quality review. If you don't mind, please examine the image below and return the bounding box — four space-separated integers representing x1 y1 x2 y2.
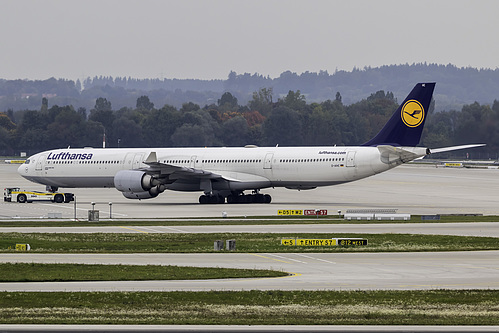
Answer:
3 64 499 114
0 89 496 159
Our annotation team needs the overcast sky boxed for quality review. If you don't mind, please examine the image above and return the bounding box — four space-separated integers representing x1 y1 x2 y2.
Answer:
1 0 498 81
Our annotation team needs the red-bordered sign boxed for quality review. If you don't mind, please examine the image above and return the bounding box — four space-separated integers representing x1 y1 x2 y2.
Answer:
304 209 327 216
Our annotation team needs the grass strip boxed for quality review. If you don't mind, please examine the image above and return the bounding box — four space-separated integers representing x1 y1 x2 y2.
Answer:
0 263 287 282
0 290 497 325
1 232 498 253
0 215 497 227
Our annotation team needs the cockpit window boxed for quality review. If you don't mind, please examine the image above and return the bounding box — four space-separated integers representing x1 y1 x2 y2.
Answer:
25 159 30 165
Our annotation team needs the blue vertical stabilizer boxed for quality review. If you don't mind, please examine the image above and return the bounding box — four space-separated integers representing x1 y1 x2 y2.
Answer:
363 82 435 147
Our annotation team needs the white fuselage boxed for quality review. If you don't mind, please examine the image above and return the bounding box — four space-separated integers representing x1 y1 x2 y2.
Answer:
17 145 422 194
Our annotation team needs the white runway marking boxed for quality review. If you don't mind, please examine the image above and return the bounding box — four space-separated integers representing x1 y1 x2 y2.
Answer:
293 253 336 264
263 253 308 264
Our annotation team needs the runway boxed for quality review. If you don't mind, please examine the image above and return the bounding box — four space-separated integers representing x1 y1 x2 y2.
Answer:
1 251 498 292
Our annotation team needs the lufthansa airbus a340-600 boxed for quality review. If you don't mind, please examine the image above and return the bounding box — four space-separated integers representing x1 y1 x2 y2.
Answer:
17 83 483 204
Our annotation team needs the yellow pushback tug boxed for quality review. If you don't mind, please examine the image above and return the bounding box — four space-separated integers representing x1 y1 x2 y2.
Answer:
4 187 74 203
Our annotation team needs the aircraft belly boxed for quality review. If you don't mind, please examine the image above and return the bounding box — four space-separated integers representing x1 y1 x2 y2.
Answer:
227 181 271 191
271 164 349 184
269 151 383 186
24 176 115 188
272 180 346 188
37 162 122 186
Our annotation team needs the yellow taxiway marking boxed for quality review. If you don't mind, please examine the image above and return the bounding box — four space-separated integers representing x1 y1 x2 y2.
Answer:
250 253 293 264
119 226 149 234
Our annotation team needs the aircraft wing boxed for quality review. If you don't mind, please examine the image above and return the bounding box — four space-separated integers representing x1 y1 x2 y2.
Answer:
142 152 269 183
143 152 222 180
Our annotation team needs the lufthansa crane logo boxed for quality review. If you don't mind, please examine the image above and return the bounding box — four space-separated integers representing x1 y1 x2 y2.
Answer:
401 100 425 128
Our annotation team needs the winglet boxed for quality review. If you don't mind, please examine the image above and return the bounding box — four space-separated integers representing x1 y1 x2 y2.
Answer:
363 83 435 147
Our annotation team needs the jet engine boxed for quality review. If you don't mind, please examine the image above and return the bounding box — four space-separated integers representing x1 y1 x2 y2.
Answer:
114 170 165 199
121 190 160 200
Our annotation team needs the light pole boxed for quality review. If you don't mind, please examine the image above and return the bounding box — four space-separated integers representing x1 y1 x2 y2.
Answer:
109 202 113 219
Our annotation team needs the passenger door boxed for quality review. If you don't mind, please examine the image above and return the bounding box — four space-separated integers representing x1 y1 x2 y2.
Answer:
346 151 356 167
263 153 273 169
35 154 47 174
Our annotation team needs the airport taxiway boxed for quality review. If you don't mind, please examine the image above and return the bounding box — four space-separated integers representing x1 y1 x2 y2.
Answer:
1 162 499 292
2 163 499 218
1 222 499 237
1 251 498 292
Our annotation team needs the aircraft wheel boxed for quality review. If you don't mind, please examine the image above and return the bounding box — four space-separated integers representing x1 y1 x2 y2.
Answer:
199 195 208 204
264 194 272 203
54 194 64 203
199 195 225 204
17 194 27 203
254 194 265 203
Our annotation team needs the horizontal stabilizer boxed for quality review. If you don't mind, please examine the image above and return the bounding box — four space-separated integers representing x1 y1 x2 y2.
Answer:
430 144 486 154
377 145 428 164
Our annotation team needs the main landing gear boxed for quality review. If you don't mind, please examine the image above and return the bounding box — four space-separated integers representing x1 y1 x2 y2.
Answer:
198 191 272 204
198 194 225 204
226 193 271 204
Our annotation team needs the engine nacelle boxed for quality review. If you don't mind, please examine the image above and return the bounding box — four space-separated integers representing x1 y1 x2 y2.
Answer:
114 170 153 193
114 170 165 200
121 191 159 200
